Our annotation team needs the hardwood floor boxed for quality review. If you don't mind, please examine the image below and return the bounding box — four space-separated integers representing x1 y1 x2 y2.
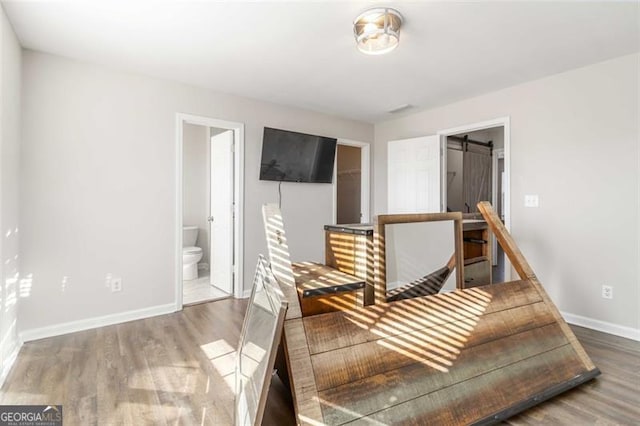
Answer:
505 325 640 425
1 298 637 425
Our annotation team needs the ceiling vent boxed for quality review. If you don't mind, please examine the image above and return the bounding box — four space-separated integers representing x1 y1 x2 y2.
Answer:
387 104 413 114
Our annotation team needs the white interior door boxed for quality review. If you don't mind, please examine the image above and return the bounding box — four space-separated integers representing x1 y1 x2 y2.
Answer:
210 130 234 293
388 135 442 213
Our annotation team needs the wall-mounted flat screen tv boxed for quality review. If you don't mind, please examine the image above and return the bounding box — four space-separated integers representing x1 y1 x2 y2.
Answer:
259 127 337 183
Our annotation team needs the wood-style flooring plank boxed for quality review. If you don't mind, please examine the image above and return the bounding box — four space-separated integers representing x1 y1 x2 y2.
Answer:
1 300 252 425
117 320 168 426
65 329 98 426
140 315 200 425
1 299 638 425
95 324 134 426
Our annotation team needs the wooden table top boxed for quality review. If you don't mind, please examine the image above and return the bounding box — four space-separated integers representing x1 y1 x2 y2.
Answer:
292 279 599 425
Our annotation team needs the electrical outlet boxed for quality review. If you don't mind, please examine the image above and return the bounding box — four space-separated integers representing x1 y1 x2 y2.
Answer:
524 194 539 207
111 277 122 292
601 285 613 299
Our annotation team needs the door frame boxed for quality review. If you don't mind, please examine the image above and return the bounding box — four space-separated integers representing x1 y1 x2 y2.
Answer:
437 116 511 280
175 113 245 310
332 139 371 224
492 148 505 265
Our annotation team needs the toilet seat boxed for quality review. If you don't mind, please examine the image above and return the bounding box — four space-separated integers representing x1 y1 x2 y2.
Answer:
183 246 202 254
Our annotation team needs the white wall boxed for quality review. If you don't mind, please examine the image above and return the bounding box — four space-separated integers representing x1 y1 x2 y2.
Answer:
19 51 373 333
375 53 639 332
182 123 209 266
0 4 21 381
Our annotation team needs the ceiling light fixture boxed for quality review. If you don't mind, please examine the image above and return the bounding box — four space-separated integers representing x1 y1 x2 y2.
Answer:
353 8 403 55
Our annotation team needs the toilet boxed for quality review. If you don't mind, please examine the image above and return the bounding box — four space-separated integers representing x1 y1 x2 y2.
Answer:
183 226 203 280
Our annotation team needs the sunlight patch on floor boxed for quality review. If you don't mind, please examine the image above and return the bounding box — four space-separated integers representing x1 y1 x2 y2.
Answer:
201 339 236 394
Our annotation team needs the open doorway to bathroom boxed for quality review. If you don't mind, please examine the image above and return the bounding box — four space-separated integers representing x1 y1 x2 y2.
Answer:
176 114 244 308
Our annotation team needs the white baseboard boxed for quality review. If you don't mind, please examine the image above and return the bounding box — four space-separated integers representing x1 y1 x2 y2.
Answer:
242 289 252 299
561 311 640 341
0 342 23 387
20 303 176 343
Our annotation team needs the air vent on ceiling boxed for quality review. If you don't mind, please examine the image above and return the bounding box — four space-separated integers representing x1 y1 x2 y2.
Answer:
387 104 413 114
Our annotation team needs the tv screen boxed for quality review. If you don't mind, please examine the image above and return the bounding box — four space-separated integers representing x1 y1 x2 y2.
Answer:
259 127 337 183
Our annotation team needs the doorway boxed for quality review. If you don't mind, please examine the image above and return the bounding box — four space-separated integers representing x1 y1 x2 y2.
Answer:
333 139 370 224
384 118 510 295
446 130 496 215
176 114 244 309
438 117 511 282
446 127 506 282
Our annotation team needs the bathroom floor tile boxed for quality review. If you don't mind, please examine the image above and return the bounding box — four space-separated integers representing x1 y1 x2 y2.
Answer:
183 271 230 305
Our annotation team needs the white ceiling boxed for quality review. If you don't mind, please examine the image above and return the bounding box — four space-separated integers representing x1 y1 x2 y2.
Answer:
3 1 639 123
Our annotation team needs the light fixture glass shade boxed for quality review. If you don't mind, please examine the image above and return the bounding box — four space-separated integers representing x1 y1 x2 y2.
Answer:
353 8 403 55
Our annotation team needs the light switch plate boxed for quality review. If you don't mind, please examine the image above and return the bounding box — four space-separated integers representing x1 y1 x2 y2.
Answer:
524 194 539 207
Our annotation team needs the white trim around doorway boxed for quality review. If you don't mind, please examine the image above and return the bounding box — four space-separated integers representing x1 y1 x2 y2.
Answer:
492 148 505 265
332 139 371 224
175 113 245 311
437 116 511 280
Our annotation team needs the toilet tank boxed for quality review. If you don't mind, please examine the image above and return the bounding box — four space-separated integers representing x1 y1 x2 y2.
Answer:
183 226 199 247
